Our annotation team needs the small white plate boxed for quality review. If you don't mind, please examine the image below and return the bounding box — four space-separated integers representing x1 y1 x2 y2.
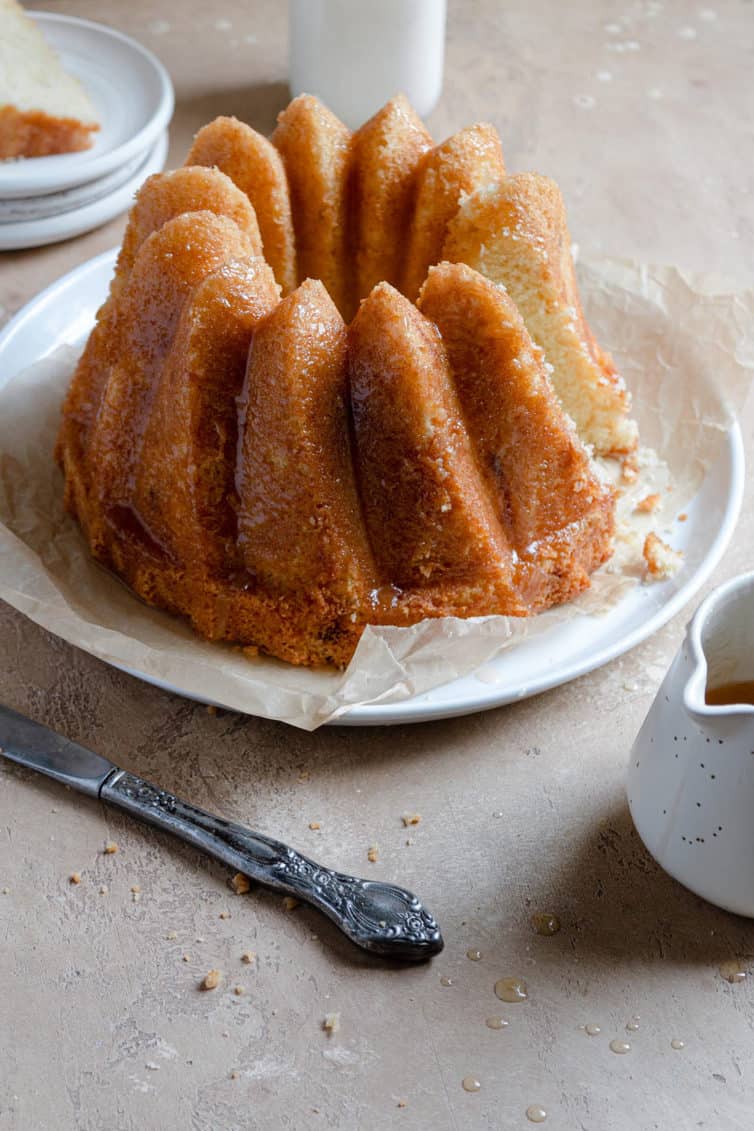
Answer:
0 12 173 200
0 141 157 225
0 132 167 250
0 253 745 726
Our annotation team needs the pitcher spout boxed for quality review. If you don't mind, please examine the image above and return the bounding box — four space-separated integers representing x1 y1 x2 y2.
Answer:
682 570 754 725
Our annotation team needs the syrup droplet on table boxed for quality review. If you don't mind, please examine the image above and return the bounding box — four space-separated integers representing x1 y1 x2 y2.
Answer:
610 1039 631 1054
531 912 561 936
440 976 453 987
526 1106 547 1123
719 961 747 984
626 1019 640 1032
485 1016 509 1030
495 977 528 1003
585 1024 602 1036
467 949 482 961
462 1076 481 1093
671 1038 685 1050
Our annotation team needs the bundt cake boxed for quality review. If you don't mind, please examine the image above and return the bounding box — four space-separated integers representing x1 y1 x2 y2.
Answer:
57 94 631 668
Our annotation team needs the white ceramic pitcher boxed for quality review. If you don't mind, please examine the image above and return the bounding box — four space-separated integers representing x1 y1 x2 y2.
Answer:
628 571 754 916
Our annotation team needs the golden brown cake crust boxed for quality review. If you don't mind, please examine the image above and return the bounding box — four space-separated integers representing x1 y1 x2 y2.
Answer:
187 116 298 296
349 281 522 608
418 262 614 608
350 94 433 303
272 95 354 319
115 167 264 288
0 104 98 158
402 123 505 301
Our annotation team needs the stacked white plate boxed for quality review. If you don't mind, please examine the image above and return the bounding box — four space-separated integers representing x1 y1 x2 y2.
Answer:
0 12 173 250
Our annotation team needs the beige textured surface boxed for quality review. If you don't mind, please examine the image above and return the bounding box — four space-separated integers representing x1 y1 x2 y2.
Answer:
1 2 754 1128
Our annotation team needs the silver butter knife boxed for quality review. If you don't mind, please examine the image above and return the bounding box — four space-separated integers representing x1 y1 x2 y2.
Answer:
0 704 443 961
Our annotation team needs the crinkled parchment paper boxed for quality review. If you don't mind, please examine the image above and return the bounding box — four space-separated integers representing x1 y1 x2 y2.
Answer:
0 257 751 729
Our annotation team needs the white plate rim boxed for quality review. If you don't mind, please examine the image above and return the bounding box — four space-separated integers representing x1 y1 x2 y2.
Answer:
0 12 173 199
0 251 745 726
0 133 168 250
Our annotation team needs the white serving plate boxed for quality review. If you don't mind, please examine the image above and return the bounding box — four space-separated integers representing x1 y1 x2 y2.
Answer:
0 133 168 250
0 252 744 726
0 13 173 200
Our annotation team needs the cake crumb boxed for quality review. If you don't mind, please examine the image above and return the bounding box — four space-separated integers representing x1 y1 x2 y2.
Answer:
634 493 661 514
206 704 218 716
678 512 688 522
200 969 222 991
309 821 321 831
99 884 109 895
643 532 683 580
241 951 256 964
182 954 191 963
219 911 231 920
130 884 141 893
367 845 379 863
230 872 251 895
282 896 299 911
230 1070 239 1080
397 1099 408 1108
1 887 9 895
322 1012 340 1035
166 931 177 940
621 454 640 483
401 813 422 827
103 841 119 855
69 872 81 885
234 985 245 996
297 770 311 782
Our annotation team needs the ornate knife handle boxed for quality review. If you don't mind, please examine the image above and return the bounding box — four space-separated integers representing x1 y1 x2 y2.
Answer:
101 771 443 961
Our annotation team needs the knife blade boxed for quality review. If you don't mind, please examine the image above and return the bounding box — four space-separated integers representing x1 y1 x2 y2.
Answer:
0 703 117 796
0 703 444 960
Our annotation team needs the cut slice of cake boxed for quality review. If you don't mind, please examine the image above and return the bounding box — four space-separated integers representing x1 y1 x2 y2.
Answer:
0 0 99 158
187 116 298 296
444 173 638 456
402 123 505 302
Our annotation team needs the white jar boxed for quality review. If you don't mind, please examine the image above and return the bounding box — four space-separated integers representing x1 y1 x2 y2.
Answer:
288 0 446 128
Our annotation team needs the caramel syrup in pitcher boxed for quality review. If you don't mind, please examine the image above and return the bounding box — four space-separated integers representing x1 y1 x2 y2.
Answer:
705 681 754 707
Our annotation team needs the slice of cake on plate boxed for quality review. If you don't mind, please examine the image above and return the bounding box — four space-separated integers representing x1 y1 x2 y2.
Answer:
0 0 99 159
